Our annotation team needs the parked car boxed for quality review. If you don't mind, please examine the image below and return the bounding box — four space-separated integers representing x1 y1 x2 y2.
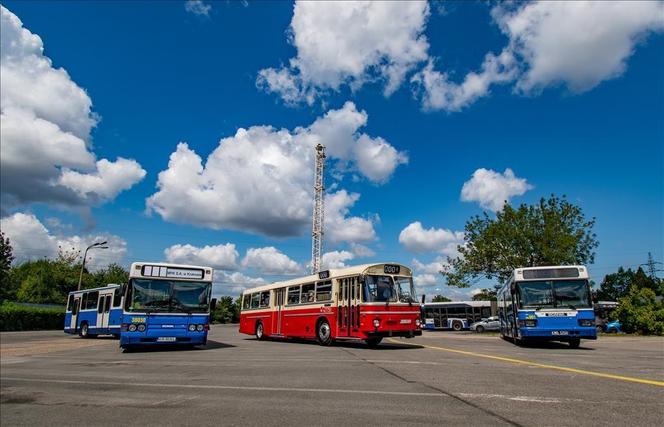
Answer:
470 316 500 333
601 320 622 333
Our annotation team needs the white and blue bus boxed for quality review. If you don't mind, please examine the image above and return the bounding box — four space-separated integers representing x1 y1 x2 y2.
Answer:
65 262 215 349
121 262 214 349
421 301 496 331
64 284 123 337
497 265 597 348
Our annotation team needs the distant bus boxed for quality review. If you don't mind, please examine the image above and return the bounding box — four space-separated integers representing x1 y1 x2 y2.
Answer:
120 262 214 349
497 265 597 348
64 284 123 338
239 263 422 347
421 301 497 331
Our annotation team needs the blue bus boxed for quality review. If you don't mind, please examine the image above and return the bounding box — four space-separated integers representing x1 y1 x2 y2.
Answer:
497 265 597 348
64 284 123 337
65 262 215 349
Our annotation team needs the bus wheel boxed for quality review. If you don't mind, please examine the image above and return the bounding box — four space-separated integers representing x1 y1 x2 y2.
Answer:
255 321 265 340
316 319 332 346
475 325 485 333
79 322 89 338
365 337 382 348
452 321 463 331
569 338 581 349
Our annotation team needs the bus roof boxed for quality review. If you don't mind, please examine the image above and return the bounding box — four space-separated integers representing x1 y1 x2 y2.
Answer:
242 263 412 295
69 283 120 296
507 265 589 285
422 301 493 308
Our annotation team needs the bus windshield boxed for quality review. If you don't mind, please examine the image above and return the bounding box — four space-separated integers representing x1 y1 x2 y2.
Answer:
126 279 212 313
517 280 591 309
363 275 397 302
394 276 417 303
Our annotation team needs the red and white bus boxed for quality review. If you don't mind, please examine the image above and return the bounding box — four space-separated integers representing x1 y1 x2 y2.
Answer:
239 263 422 347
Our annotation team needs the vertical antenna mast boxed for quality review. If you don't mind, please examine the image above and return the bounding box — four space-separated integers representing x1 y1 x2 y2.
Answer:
311 144 326 274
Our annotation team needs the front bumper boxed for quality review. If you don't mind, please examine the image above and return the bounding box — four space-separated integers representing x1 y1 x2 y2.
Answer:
519 328 597 340
366 329 422 339
120 331 208 347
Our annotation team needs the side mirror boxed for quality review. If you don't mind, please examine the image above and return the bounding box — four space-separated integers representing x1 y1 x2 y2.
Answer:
421 294 426 304
210 298 217 311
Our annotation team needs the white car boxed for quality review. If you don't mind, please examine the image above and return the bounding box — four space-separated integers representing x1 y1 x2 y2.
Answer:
470 316 500 333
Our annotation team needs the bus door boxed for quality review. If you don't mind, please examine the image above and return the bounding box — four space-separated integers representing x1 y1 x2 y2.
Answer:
71 296 81 330
96 293 112 331
274 288 285 335
337 277 361 337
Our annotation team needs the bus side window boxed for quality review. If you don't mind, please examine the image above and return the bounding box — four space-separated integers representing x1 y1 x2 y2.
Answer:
242 294 251 310
315 281 332 302
82 293 88 310
87 291 99 310
67 295 74 312
287 286 300 305
250 293 260 309
259 291 270 308
301 283 315 303
113 288 122 307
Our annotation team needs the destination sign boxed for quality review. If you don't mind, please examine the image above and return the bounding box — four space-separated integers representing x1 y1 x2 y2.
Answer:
142 265 204 280
318 270 330 280
384 264 401 274
522 268 579 279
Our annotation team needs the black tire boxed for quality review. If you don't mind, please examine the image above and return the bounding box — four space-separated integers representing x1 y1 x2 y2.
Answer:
365 337 382 348
316 319 332 346
596 326 603 334
79 322 89 338
475 325 485 333
608 327 617 334
569 338 581 349
255 321 265 340
452 321 463 331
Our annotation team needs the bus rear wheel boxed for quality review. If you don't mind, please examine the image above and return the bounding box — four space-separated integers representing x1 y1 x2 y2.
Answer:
452 321 463 331
569 338 581 349
79 322 90 338
255 321 265 340
365 337 382 348
316 319 332 346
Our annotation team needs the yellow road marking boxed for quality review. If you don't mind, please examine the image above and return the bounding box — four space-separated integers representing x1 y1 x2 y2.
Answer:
386 339 664 387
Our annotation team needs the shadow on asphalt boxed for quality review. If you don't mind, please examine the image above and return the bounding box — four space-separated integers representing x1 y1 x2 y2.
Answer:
244 337 423 350
122 340 235 353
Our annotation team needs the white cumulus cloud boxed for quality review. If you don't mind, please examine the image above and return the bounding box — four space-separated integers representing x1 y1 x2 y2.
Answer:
399 222 464 256
242 247 301 275
0 212 127 270
460 168 533 212
321 250 354 270
413 1 664 111
146 102 402 240
0 6 145 213
164 243 239 270
257 1 430 105
184 0 212 17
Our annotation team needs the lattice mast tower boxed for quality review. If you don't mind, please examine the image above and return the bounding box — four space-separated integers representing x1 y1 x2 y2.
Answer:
311 144 326 274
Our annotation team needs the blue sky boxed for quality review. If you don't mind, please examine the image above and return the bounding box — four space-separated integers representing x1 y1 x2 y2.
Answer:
1 1 662 299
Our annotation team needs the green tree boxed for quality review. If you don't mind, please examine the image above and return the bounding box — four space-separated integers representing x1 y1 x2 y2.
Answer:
0 231 16 301
444 195 598 287
596 267 634 301
614 268 664 335
211 296 241 323
432 295 451 302
92 263 129 288
472 288 497 301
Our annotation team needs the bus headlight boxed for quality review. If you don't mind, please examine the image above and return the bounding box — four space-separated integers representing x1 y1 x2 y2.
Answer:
415 319 421 327
373 319 380 328
188 324 196 332
137 324 146 332
196 324 204 332
578 319 595 327
128 324 138 332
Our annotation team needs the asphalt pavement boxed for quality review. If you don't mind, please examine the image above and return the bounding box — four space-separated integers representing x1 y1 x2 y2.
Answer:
1 326 663 426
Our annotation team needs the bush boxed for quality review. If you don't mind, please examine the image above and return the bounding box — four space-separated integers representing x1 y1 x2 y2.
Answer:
0 302 65 331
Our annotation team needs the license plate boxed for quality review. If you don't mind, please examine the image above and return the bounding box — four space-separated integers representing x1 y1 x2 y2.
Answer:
157 337 177 342
400 319 411 324
551 331 568 335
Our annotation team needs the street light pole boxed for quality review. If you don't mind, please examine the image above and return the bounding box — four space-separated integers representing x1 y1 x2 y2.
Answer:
77 241 108 291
